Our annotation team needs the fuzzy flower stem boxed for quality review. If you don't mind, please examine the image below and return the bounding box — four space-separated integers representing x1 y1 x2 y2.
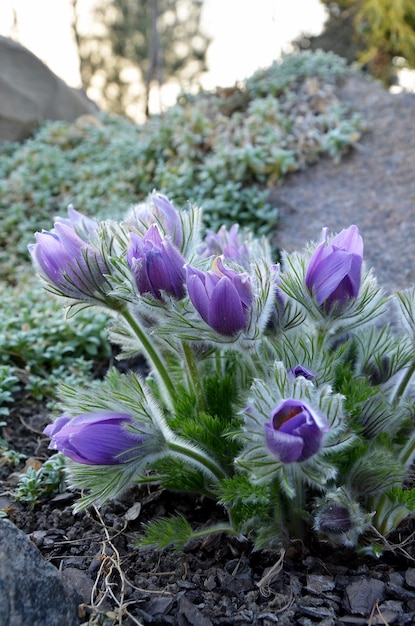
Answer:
166 439 227 482
392 360 415 403
182 341 207 412
121 308 176 410
215 351 223 377
315 324 330 352
288 487 307 542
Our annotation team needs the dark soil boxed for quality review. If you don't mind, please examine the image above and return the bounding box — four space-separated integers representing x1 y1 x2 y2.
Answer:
3 401 415 626
2 75 415 625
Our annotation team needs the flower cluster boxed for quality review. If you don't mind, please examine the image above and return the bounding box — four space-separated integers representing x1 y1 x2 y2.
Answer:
33 191 415 553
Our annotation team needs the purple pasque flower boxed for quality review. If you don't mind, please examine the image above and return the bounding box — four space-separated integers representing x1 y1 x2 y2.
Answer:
289 365 316 381
126 193 183 250
44 412 147 465
305 225 363 311
152 193 183 250
200 224 251 266
29 219 107 300
127 224 186 299
264 398 329 463
186 256 253 336
55 204 99 241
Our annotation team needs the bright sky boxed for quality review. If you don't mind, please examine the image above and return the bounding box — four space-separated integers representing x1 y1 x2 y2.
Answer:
0 0 327 90
200 0 327 88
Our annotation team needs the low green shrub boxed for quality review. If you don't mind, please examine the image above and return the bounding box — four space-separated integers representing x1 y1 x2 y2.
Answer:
0 50 364 285
0 277 111 413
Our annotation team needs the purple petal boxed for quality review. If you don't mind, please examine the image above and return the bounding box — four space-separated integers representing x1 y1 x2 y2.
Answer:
128 228 185 299
161 241 186 298
152 193 183 249
345 253 363 297
145 250 172 296
266 400 329 463
133 257 154 295
271 399 304 428
331 225 363 257
126 232 145 267
32 231 72 282
44 412 145 465
204 271 220 299
53 223 86 257
289 365 316 381
306 228 329 281
67 423 136 464
186 271 210 324
307 250 357 306
215 258 253 308
264 423 304 463
232 274 253 309
43 415 71 438
306 226 363 309
295 419 326 461
208 277 246 335
202 225 251 265
145 247 184 298
55 206 98 238
144 224 164 247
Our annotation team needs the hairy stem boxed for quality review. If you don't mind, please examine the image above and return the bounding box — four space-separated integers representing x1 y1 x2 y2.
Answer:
182 341 207 412
121 308 176 410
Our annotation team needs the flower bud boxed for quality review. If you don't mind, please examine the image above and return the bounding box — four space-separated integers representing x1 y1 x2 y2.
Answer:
152 193 183 250
55 204 98 240
186 257 253 336
125 193 183 250
289 365 316 381
200 224 251 266
127 224 186 299
265 265 286 332
44 412 147 465
29 208 108 301
315 503 352 535
305 225 363 311
264 398 329 463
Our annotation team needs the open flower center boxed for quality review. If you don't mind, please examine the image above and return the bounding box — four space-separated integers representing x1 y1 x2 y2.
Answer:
273 405 303 429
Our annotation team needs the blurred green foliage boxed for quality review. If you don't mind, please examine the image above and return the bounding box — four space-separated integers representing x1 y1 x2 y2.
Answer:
0 50 363 285
313 0 415 85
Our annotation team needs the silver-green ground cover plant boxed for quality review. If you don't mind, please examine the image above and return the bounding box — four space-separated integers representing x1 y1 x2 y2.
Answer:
1 50 362 285
31 192 415 554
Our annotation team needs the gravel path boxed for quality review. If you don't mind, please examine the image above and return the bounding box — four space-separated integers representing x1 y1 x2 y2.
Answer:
270 75 415 294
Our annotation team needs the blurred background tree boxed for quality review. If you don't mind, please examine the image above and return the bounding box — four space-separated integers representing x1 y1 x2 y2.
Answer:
71 0 210 119
295 0 415 86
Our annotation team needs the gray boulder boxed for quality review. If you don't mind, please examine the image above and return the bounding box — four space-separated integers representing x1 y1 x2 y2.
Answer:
0 519 81 625
0 35 98 144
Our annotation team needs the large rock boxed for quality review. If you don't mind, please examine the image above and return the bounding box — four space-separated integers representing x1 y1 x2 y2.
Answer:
0 519 81 625
0 35 98 144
